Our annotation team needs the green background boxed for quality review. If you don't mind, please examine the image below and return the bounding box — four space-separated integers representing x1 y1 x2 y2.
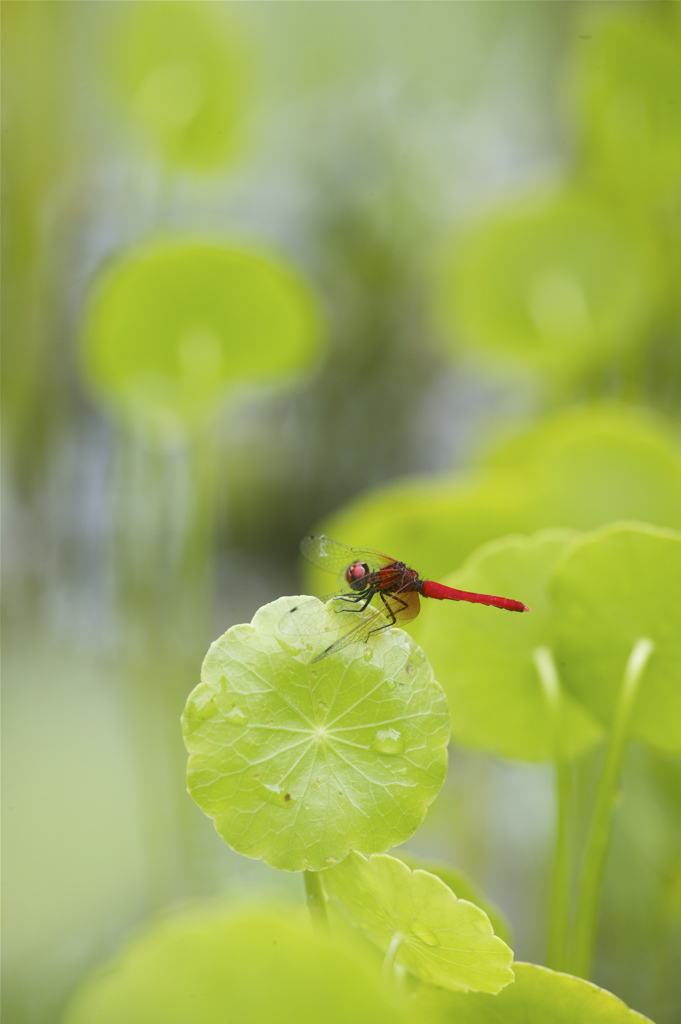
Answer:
3 2 681 1022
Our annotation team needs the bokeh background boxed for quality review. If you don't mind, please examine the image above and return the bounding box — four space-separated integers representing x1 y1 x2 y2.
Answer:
3 2 681 1022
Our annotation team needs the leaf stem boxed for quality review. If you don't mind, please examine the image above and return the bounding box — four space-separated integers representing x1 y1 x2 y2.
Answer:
382 932 404 987
533 646 571 972
570 637 655 978
303 870 328 932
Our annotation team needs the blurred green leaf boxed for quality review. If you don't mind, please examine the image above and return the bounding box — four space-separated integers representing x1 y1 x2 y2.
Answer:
80 238 321 434
574 14 681 206
551 522 681 755
415 531 602 762
306 472 530 602
487 406 681 532
183 597 449 871
413 961 653 1023
322 852 514 993
64 905 405 1024
314 406 681 590
437 189 658 378
396 851 512 945
110 2 251 170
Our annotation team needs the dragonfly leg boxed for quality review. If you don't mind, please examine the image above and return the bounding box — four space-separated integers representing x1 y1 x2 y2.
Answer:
375 591 407 630
335 590 374 614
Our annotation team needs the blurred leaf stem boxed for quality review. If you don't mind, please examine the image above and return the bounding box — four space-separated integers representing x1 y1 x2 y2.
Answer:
113 422 221 906
534 646 573 972
571 637 655 978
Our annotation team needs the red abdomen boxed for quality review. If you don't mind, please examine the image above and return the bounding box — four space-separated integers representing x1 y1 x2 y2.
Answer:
421 579 529 613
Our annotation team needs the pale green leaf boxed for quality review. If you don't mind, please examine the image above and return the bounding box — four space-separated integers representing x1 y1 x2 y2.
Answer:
183 597 449 871
322 852 514 994
437 190 658 378
110 3 251 170
551 522 681 754
81 238 321 434
313 407 681 595
413 961 653 1023
396 852 512 946
574 15 681 205
415 531 603 761
64 905 405 1024
487 406 681 532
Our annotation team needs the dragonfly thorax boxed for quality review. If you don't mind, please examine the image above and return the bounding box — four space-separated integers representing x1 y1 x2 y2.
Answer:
346 561 371 590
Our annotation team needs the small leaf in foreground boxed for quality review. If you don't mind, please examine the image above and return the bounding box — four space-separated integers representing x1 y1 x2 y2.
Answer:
63 905 405 1024
551 523 681 755
396 851 512 945
412 961 653 1023
183 597 449 871
322 852 514 994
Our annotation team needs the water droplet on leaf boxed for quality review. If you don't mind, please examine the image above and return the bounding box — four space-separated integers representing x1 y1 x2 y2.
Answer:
276 637 299 656
224 706 248 726
262 782 294 808
193 696 219 722
371 728 405 756
362 647 373 662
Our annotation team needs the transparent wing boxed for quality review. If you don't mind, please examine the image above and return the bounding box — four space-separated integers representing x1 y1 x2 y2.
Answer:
300 535 395 577
311 602 396 663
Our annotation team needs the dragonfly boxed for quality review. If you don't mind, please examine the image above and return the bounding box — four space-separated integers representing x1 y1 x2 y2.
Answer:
290 535 530 663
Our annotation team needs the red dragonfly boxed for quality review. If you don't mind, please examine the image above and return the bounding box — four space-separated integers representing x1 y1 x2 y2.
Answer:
293 535 529 663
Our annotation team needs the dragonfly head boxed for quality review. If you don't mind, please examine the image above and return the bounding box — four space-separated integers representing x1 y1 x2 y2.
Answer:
346 561 371 591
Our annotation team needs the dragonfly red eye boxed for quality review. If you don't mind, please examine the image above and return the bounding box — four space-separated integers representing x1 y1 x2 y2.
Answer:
346 561 370 583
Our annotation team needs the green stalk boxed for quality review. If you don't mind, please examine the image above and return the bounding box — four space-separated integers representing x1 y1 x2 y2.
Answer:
533 646 572 972
570 637 655 978
382 932 404 988
304 870 328 932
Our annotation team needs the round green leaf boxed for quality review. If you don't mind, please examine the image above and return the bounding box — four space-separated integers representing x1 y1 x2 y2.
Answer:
322 852 513 994
81 239 321 433
314 406 681 593
64 905 404 1024
437 190 658 378
415 531 602 762
111 3 251 170
574 15 681 205
487 406 681 532
413 961 653 1023
182 597 449 871
551 523 681 754
396 852 512 945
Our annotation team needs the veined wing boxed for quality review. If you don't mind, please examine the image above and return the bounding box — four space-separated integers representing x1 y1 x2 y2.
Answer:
300 535 395 577
311 588 421 663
